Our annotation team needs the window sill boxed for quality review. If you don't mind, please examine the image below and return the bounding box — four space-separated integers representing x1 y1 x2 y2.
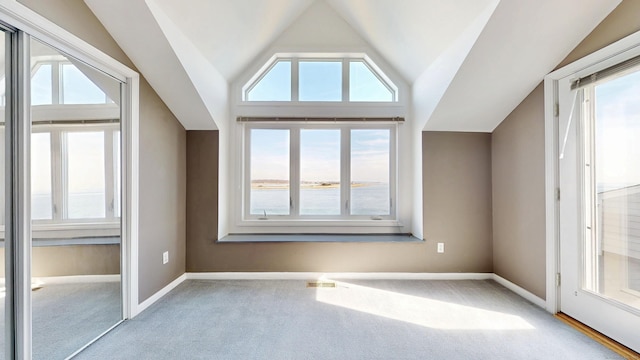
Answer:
237 219 403 228
218 233 421 243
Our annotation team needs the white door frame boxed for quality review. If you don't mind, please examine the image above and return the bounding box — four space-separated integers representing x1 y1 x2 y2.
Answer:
0 0 140 329
544 30 640 314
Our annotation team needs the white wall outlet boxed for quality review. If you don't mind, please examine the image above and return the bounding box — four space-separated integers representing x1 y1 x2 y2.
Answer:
162 251 169 264
437 243 445 253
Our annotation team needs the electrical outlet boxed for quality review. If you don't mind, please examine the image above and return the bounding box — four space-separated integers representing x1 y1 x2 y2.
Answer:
163 251 169 264
437 243 445 253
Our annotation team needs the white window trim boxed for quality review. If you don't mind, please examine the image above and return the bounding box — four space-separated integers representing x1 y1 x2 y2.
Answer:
242 54 399 103
242 122 397 223
231 51 410 235
544 29 640 314
30 123 120 230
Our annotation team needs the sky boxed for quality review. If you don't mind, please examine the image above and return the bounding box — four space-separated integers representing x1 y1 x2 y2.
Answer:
251 128 390 183
594 69 640 191
248 59 393 183
248 59 392 102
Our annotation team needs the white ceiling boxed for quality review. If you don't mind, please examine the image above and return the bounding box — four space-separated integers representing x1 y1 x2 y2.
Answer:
84 0 622 132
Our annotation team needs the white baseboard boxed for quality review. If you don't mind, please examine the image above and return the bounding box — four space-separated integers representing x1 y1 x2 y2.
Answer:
133 272 545 317
134 273 186 317
186 272 494 281
493 274 546 308
33 274 120 285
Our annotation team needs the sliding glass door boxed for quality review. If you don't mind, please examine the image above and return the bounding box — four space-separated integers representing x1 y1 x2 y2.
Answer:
29 38 123 359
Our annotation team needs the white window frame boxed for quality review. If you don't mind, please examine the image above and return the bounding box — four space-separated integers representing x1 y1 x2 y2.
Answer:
242 55 399 103
243 122 397 222
30 59 112 105
31 123 120 234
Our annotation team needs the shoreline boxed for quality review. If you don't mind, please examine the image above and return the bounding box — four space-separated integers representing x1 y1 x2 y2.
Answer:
251 182 382 190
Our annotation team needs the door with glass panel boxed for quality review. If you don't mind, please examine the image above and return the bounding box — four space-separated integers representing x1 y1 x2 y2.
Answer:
559 62 640 352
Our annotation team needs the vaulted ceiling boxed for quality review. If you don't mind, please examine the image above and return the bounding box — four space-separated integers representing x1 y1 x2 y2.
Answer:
84 0 621 131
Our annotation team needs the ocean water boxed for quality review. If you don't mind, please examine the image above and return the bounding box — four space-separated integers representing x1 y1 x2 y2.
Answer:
32 192 107 220
250 183 390 216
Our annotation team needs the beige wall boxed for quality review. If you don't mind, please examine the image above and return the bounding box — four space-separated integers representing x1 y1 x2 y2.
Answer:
492 83 546 298
186 131 493 273
0 245 120 277
491 0 640 299
18 0 187 302
423 132 493 272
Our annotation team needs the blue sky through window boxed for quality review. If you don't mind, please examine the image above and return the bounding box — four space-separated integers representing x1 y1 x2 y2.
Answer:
299 61 342 101
594 69 640 192
247 61 291 101
350 61 392 102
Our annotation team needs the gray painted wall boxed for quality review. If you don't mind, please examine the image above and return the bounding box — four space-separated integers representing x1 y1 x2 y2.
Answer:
491 0 640 299
186 130 493 273
18 0 187 303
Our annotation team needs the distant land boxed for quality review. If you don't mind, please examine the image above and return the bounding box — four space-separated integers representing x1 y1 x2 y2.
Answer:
251 179 380 190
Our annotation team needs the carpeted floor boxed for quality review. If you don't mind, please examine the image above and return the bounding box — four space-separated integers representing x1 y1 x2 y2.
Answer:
0 282 121 360
76 279 622 360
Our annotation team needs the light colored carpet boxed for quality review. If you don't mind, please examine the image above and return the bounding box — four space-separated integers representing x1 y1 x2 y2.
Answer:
0 282 121 360
75 279 622 360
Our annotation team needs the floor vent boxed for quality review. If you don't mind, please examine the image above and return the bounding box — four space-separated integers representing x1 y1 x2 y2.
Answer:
307 281 336 288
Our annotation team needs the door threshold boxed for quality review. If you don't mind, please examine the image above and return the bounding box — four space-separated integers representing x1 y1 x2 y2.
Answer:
555 313 639 359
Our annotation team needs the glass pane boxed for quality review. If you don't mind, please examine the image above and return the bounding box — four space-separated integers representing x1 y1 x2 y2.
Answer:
300 129 340 215
247 61 291 101
351 129 390 215
114 131 121 218
299 61 342 101
250 129 290 216
31 63 52 105
584 69 640 311
0 29 6 360
67 131 106 219
349 61 393 102
31 133 52 220
30 38 122 360
62 63 108 104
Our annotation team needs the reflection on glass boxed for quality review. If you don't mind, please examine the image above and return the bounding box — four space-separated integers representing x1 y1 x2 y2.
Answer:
30 38 122 360
31 133 52 220
31 63 52 105
349 61 393 102
0 29 6 360
300 129 340 215
67 131 106 219
584 69 640 311
247 61 291 101
299 61 342 101
350 129 390 216
250 129 289 216
114 131 121 218
62 64 109 104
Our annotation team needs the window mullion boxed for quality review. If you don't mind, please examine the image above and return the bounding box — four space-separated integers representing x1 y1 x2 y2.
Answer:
342 59 349 102
104 129 115 219
290 127 300 217
291 58 299 102
52 61 61 105
340 127 350 217
51 130 64 220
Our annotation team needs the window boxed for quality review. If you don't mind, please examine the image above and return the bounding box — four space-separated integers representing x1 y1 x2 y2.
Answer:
245 123 395 220
246 60 291 101
243 56 398 102
31 126 120 223
30 61 112 105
